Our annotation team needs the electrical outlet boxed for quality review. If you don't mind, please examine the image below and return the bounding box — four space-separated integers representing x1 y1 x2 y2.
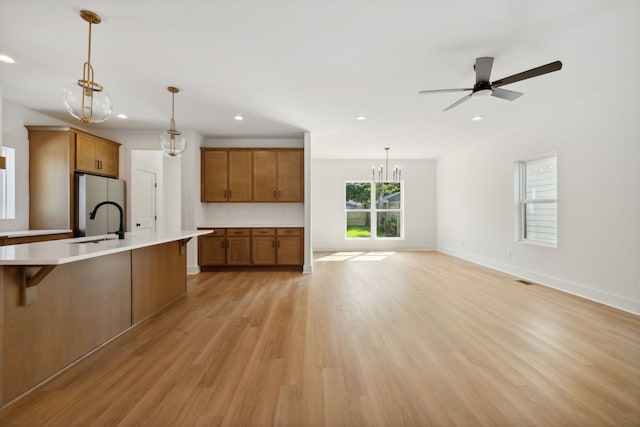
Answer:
507 249 512 257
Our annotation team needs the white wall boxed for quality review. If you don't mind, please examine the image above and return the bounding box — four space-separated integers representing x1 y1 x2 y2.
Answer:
312 158 437 251
0 101 69 232
436 77 640 314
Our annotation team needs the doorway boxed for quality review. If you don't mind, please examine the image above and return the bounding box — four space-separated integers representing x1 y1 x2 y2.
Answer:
133 169 157 232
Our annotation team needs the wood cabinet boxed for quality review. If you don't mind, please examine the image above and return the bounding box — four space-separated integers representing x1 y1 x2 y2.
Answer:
198 227 303 268
276 228 303 265
201 150 228 202
75 133 119 177
0 233 72 246
198 229 227 265
26 126 121 231
226 228 251 265
200 149 252 202
253 149 303 202
251 228 277 265
276 150 303 202
201 148 303 203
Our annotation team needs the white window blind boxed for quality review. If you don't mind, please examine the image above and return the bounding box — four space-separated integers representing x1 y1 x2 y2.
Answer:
519 155 557 246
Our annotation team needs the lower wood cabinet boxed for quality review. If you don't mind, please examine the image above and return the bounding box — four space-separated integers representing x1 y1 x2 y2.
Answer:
227 228 251 265
198 232 226 266
198 227 303 268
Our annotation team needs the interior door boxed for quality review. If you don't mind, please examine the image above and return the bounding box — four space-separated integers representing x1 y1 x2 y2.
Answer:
133 169 157 232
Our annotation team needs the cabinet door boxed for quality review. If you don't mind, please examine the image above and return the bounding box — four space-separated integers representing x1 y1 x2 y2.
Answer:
198 236 226 266
252 236 276 265
252 150 277 201
277 236 302 265
201 150 228 202
227 237 251 265
96 141 119 177
75 133 119 177
277 150 303 202
75 133 98 174
228 150 252 201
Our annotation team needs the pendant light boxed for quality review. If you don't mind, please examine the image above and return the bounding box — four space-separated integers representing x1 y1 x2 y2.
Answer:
160 86 187 157
372 147 402 183
63 10 112 124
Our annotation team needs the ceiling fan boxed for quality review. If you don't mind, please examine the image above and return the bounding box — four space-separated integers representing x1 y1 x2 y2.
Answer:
418 57 563 111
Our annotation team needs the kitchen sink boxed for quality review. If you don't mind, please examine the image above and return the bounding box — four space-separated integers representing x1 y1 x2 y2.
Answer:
68 237 118 244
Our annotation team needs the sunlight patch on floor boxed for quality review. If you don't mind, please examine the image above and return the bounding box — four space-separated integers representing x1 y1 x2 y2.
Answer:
315 251 396 262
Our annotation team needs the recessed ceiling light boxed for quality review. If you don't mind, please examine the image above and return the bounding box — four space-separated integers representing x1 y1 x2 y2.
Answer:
0 54 16 64
116 113 128 119
234 115 244 121
356 115 367 121
471 116 483 121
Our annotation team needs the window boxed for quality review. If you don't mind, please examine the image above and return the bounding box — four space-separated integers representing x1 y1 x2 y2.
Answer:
0 147 16 220
517 154 557 246
345 181 403 239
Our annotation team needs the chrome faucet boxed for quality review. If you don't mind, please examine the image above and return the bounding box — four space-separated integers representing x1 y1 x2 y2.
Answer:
89 201 125 239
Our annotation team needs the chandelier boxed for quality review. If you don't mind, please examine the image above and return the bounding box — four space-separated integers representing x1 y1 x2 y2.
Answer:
63 10 112 124
372 147 402 183
160 86 187 157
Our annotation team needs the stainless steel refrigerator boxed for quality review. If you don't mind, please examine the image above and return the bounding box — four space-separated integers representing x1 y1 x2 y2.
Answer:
75 174 126 237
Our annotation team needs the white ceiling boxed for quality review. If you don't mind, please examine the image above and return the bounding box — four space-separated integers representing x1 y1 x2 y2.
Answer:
0 0 637 158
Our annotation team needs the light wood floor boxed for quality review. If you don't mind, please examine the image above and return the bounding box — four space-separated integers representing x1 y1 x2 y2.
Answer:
1 251 639 426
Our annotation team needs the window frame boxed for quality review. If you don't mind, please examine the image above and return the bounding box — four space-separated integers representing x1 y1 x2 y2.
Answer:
516 153 557 248
0 146 16 220
345 180 404 240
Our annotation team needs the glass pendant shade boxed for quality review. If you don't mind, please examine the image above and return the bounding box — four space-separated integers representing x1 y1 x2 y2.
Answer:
160 130 187 157
160 86 186 157
63 81 112 124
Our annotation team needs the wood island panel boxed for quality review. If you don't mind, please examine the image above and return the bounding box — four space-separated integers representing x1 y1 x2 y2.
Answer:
2 252 132 403
131 240 186 324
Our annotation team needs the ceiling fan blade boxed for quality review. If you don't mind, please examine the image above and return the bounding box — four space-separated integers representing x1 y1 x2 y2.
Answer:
491 88 523 101
475 57 494 83
492 60 563 88
443 93 473 111
418 88 472 94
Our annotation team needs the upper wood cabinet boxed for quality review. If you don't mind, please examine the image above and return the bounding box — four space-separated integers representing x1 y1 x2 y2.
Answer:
75 133 119 177
201 150 228 202
201 149 252 202
252 150 277 201
228 151 252 201
26 126 121 231
201 148 303 203
253 149 303 202
277 150 303 202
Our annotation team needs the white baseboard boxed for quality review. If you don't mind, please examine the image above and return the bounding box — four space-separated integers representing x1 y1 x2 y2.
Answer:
438 246 640 316
187 265 201 275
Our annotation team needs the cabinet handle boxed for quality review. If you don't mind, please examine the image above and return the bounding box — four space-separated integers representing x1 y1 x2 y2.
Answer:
273 190 277 199
221 240 225 248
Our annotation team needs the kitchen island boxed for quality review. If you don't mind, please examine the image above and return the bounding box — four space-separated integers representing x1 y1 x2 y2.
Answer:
0 230 211 407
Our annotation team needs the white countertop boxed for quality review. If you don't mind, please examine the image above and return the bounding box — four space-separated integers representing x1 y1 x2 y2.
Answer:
0 230 211 266
0 229 72 238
